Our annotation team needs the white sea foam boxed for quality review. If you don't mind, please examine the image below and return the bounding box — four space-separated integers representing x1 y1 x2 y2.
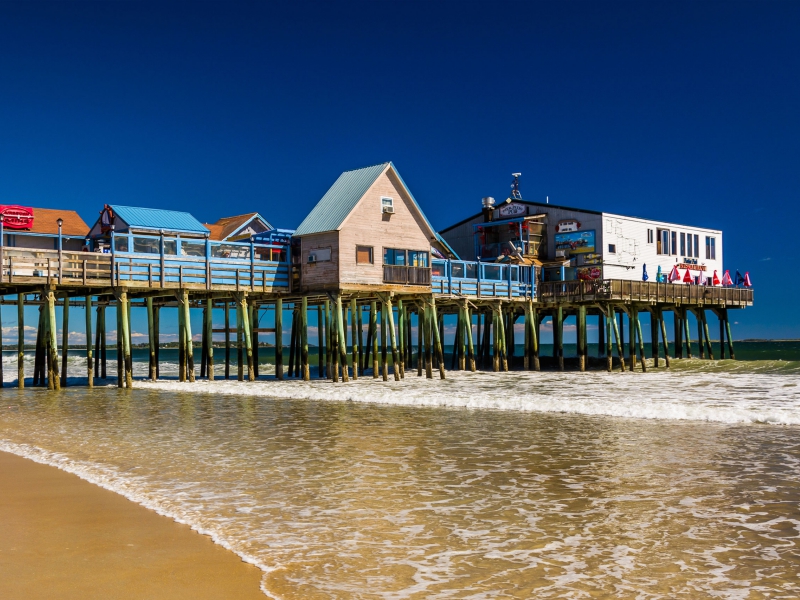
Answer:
129 368 800 425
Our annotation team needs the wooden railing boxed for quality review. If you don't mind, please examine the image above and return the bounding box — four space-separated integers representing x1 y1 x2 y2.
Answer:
430 259 535 299
0 248 291 291
383 265 432 285
538 279 753 306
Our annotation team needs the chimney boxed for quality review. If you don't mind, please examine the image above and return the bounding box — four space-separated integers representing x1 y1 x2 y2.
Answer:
482 197 495 222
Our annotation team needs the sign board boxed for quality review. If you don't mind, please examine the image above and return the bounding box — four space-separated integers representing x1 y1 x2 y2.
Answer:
556 219 581 233
577 267 602 280
498 203 526 217
0 205 34 229
554 230 596 255
679 262 706 271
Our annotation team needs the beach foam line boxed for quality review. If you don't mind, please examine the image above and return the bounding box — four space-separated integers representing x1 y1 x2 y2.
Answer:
0 439 282 599
132 370 800 425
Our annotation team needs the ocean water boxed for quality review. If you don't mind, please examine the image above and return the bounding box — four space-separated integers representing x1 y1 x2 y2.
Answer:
1 345 800 598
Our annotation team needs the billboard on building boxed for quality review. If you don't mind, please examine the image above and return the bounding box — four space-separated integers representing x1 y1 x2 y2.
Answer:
554 230 595 254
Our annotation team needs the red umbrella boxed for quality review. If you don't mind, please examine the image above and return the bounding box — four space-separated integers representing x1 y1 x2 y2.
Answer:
712 270 721 286
683 269 693 283
721 270 733 286
668 265 680 282
744 272 752 287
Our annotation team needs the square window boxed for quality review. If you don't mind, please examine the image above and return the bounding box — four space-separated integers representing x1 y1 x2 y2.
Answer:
647 229 654 244
381 197 394 211
356 245 373 264
608 244 616 253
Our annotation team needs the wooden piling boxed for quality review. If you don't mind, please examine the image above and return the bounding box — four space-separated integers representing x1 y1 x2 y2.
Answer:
317 304 325 378
362 305 372 374
718 312 725 359
85 296 93 387
153 304 160 379
628 307 636 368
224 301 231 379
33 305 44 387
236 298 244 381
121 292 133 388
288 306 297 379
386 296 400 382
424 304 433 379
240 295 254 381
357 302 365 373
335 295 349 382
46 291 60 390
578 305 587 372
611 307 626 372
492 308 500 372
598 313 605 357
605 307 613 372
205 298 214 380
178 299 186 382
556 306 564 371
532 308 540 371
724 309 735 360
100 304 107 379
651 310 660 367
325 300 332 380
416 307 423 377
371 300 379 378
200 304 207 379
396 298 404 378
301 296 310 381
674 310 683 359
696 310 705 359
380 302 388 381
701 309 714 359
147 298 156 380
618 310 625 360
466 303 476 372
635 308 647 372
657 308 670 368
350 298 359 380
251 303 259 378
274 299 283 380
17 293 24 388
59 294 69 387
682 307 692 359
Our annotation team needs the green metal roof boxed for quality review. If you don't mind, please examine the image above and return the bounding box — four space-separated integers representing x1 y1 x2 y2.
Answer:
294 163 389 236
111 205 209 235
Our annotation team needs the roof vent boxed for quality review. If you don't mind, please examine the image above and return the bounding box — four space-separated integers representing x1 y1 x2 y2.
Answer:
482 197 495 208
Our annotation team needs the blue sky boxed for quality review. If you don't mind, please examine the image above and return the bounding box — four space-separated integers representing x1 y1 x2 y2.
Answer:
1 1 799 341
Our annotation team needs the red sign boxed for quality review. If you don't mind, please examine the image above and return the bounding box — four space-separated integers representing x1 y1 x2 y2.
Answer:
0 205 34 229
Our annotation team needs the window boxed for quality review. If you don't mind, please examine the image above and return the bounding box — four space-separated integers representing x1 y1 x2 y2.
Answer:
381 197 394 211
685 233 691 257
671 231 677 255
356 245 373 264
114 236 129 252
408 250 429 267
384 248 406 265
705 236 716 260
608 244 616 253
657 229 670 255
647 229 654 244
133 237 160 254
693 234 699 258
307 247 332 262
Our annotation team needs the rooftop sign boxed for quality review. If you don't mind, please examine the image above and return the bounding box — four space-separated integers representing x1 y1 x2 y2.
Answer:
0 205 34 229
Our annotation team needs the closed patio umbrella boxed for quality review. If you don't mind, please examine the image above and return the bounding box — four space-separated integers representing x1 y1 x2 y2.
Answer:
642 264 649 281
683 269 693 283
721 270 733 286
744 272 752 287
712 270 721 286
668 265 680 282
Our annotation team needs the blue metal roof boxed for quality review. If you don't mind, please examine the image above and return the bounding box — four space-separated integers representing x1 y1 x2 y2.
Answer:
294 163 390 236
111 205 209 235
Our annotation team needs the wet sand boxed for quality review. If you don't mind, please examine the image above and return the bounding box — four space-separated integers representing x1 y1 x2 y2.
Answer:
0 451 266 600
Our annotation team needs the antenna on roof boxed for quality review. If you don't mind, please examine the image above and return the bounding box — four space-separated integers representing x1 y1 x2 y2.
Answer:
510 173 522 201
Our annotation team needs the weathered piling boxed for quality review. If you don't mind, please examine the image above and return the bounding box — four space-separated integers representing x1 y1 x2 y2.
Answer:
386 296 400 382
121 291 133 388
465 302 476 372
34 304 44 387
605 308 613 372
627 307 636 369
205 298 214 380
350 299 359 380
60 294 69 387
153 303 160 379
556 306 564 371
724 308 735 359
696 310 705 359
577 305 587 372
288 306 297 378
240 295 254 381
701 309 713 359
99 303 107 379
611 307 625 372
17 293 24 388
380 302 388 381
46 291 60 390
85 295 93 387
301 296 310 381
396 298 404 378
317 304 325 378
658 308 670 368
635 308 647 372
147 298 156 380
682 308 692 359
650 310 660 368
275 298 283 380
371 300 379 378
336 295 349 382
224 301 231 379
251 303 259 378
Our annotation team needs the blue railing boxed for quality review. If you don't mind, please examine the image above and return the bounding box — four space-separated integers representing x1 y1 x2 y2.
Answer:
108 232 291 290
431 259 535 299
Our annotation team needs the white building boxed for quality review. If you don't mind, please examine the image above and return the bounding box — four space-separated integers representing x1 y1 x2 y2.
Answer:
439 198 723 283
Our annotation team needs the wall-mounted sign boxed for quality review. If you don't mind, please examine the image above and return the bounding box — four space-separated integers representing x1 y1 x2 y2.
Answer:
583 257 603 265
498 203 527 217
0 205 34 230
577 267 602 280
682 257 698 265
679 262 706 271
554 229 595 254
556 219 581 233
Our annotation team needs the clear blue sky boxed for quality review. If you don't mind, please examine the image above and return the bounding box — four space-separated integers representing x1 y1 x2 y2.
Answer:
1 1 798 340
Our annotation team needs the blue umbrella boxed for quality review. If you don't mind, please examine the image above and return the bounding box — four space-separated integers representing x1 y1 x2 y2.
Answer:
735 270 745 287
656 265 663 282
642 264 649 281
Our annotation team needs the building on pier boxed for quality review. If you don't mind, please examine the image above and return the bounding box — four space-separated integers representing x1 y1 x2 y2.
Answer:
0 205 89 251
439 194 723 284
204 212 273 242
293 162 454 294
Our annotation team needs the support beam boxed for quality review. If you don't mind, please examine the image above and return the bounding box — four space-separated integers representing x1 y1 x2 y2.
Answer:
60 294 69 387
182 291 195 383
100 304 107 380
556 306 564 371
465 303 476 372
147 298 157 381
288 306 297 379
240 295 254 381
120 291 132 388
252 303 259 378
578 305 587 372
350 298 359 380
205 298 214 380
85 296 93 388
336 295 349 382
416 307 423 377
371 300 379 378
658 308 670 368
34 305 44 387
275 299 283 380
492 308 500 372
424 303 433 379
611 307 626 372
224 301 231 379
532 307 540 371
651 310 660 367
301 296 310 381
236 299 244 381
153 304 160 380
628 307 636 367
46 291 60 390
725 309 735 360
396 298 404 378
317 304 325 378
696 309 705 359
386 296 400 382
178 298 186 382
635 307 647 372
325 300 332 380
17 293 24 388
606 307 613 372
380 302 388 381
701 309 714 359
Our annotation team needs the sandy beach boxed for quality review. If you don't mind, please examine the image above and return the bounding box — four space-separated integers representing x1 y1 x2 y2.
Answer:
0 451 265 600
